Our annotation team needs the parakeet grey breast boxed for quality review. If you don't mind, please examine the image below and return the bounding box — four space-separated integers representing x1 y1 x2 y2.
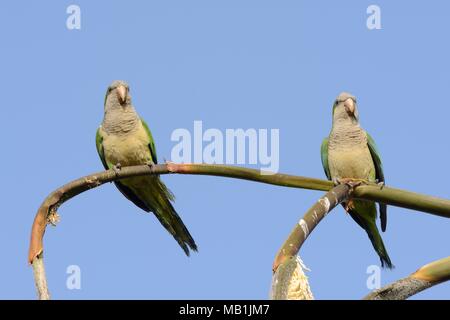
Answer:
328 113 375 180
102 107 140 135
99 122 152 167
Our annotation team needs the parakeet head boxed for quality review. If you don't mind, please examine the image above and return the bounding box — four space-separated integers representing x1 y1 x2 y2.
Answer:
104 80 132 108
332 92 359 124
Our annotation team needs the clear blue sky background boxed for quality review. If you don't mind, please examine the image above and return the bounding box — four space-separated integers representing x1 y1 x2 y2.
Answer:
0 1 448 299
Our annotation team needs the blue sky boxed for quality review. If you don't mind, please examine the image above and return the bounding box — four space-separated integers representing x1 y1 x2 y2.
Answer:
0 1 448 299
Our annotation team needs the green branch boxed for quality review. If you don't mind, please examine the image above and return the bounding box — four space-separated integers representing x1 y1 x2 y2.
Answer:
174 164 450 218
28 163 450 299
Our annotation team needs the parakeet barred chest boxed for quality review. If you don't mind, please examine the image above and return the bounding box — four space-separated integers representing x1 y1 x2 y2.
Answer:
328 123 376 181
102 105 140 135
100 121 153 167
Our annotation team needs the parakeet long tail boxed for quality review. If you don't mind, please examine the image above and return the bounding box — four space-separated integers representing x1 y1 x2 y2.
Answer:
347 202 393 269
365 223 393 269
126 176 198 256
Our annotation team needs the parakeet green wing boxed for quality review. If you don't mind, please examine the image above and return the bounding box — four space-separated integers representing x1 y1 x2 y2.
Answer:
366 132 387 232
320 138 331 180
141 118 158 165
95 128 108 169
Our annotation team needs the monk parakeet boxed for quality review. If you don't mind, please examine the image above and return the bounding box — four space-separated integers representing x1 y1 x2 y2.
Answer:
95 80 197 255
321 92 393 268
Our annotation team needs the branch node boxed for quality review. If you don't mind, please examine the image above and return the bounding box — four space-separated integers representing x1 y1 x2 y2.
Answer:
166 161 178 173
47 209 60 226
84 176 101 188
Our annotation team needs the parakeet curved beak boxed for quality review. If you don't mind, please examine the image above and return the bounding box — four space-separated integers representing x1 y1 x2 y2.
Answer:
344 98 355 115
117 85 127 104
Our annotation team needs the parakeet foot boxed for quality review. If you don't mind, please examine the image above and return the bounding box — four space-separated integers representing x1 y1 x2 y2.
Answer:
113 163 122 175
344 199 355 212
332 178 340 186
336 178 366 213
146 160 156 172
336 177 369 188
377 181 385 190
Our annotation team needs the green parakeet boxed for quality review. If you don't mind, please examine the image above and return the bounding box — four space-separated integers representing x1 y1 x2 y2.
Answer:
321 92 393 268
96 80 197 256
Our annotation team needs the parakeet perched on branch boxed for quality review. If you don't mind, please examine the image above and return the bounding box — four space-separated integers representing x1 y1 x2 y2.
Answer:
96 80 197 256
321 92 392 268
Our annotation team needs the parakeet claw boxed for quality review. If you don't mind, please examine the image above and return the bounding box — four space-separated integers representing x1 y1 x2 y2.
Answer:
332 178 341 186
146 160 155 171
336 179 365 213
344 199 355 212
334 177 367 188
113 163 122 175
377 181 385 189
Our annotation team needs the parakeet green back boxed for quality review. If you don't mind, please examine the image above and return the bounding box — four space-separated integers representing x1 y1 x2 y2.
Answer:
96 80 197 256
